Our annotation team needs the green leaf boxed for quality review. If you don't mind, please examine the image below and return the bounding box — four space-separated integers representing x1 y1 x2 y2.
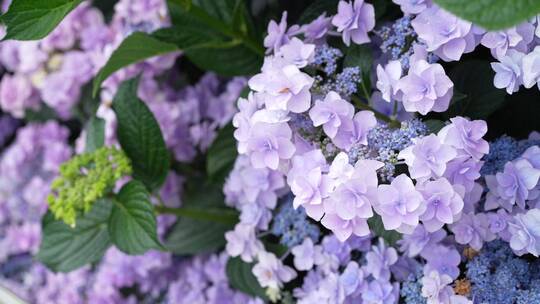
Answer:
367 214 401 246
1 0 83 40
298 0 338 24
432 0 540 30
424 119 446 134
37 199 112 272
85 116 105 153
226 257 268 300
343 44 373 74
445 60 507 120
92 32 179 96
207 123 238 183
185 43 261 76
23 104 57 123
165 217 232 254
112 77 170 191
109 181 163 255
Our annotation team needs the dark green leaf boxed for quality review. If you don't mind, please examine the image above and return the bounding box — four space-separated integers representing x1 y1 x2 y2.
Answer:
298 0 338 24
424 119 446 134
165 217 232 254
445 60 506 120
24 104 57 123
1 0 83 40
112 77 170 191
37 199 112 272
343 44 373 74
185 42 261 76
109 181 163 255
433 0 540 30
367 214 401 246
85 116 105 153
92 32 179 96
207 123 238 183
226 257 268 300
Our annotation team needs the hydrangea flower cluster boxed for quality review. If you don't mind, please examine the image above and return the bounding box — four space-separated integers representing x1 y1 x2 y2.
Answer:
223 0 540 303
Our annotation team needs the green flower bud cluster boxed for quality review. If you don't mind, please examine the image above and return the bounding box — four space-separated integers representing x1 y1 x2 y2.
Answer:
48 147 132 227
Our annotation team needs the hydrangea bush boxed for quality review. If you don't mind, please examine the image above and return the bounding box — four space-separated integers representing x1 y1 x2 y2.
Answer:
1 0 540 303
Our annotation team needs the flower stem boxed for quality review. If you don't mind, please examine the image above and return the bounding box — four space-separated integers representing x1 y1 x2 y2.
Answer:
351 95 400 128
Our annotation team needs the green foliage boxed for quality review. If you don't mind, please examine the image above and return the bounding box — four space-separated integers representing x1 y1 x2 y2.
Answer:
37 200 112 272
226 257 269 300
112 77 170 192
445 60 506 120
109 181 164 255
424 119 446 134
92 32 179 96
1 0 83 40
85 116 106 153
207 123 238 183
432 0 540 30
48 147 132 227
298 0 338 24
165 217 231 254
367 214 401 246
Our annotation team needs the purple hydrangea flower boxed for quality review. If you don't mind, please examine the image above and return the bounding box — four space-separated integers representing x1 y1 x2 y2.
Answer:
291 238 324 271
398 224 446 258
418 178 464 232
412 6 478 61
376 60 402 102
322 155 383 241
443 155 483 193
375 174 425 232
302 13 332 43
480 23 535 59
395 59 453 115
288 149 331 219
399 134 457 180
361 280 399 304
495 158 540 210
508 209 540 256
331 0 375 46
491 49 524 94
264 12 301 54
277 37 315 68
365 239 399 280
248 58 314 113
225 223 263 263
0 73 40 118
309 91 354 138
392 0 431 14
438 116 489 160
246 122 295 170
450 212 495 250
252 251 296 289
522 45 540 89
340 261 364 296
423 245 461 280
421 270 454 304
333 110 377 150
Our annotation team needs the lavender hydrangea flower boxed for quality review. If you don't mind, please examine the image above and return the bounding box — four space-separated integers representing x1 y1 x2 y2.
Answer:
246 122 295 170
491 49 524 94
443 156 483 193
418 178 464 232
399 134 457 180
450 212 494 250
395 59 453 115
421 271 454 304
248 58 314 113
291 238 324 271
412 6 477 61
0 73 40 118
264 12 300 54
331 0 375 46
340 261 364 296
278 37 315 68
376 60 402 102
423 245 461 280
508 209 540 256
225 223 263 263
322 155 383 241
392 0 431 14
495 158 540 210
376 174 425 232
438 116 489 160
398 225 446 257
309 91 354 138
302 13 332 43
365 239 399 280
361 280 399 304
522 45 540 89
480 23 535 59
333 110 377 150
288 150 331 219
252 251 296 289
